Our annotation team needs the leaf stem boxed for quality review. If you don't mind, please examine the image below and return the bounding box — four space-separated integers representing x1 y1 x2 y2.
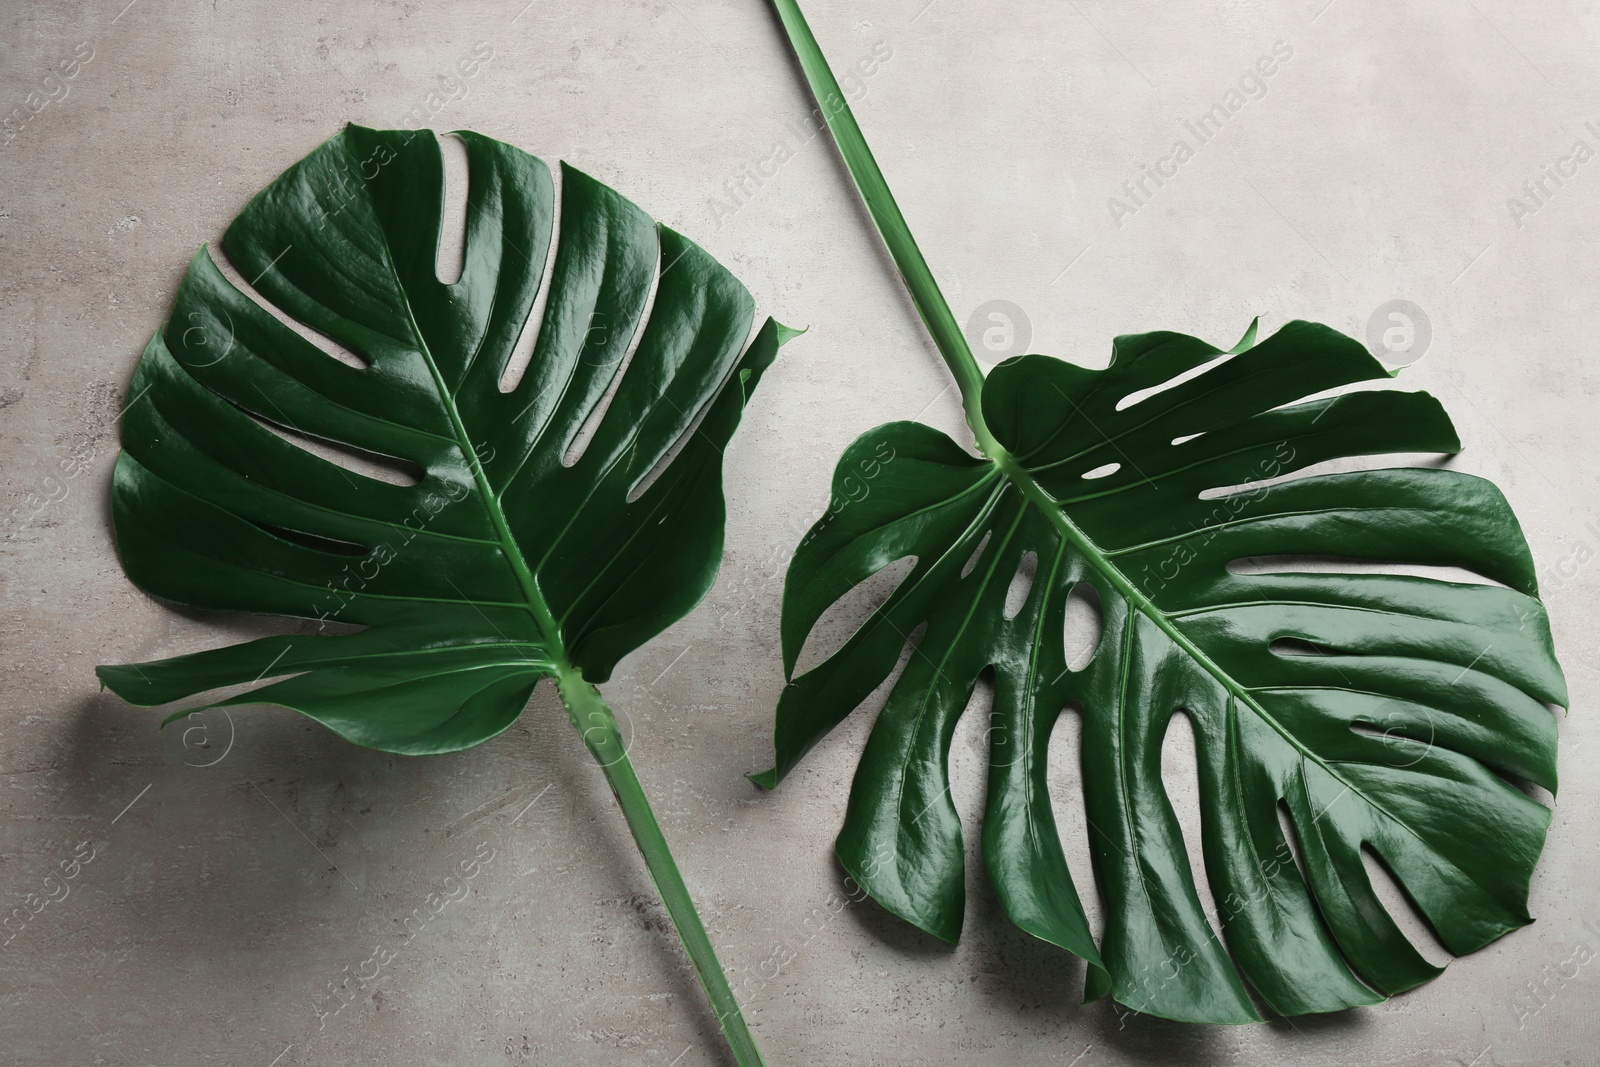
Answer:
764 0 1318 784
555 667 768 1067
766 0 1000 456
764 0 1415 962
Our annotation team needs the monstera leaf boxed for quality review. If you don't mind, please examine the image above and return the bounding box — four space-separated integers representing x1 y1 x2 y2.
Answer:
96 124 786 1065
761 321 1565 1022
762 0 1566 1026
97 124 789 749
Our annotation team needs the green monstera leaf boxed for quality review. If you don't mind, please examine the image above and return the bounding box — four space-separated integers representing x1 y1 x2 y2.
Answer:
96 124 788 1065
762 0 1567 1026
761 321 1566 1023
97 124 788 749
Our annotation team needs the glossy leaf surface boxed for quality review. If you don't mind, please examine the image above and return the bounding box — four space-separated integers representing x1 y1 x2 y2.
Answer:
762 321 1565 1023
97 124 792 754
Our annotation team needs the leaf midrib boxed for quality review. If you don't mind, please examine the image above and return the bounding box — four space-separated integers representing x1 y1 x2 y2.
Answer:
371 218 569 670
987 447 1517 892
988 448 1434 842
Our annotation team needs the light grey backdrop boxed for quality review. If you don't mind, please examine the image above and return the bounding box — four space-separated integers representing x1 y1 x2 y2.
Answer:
2 0 1596 1064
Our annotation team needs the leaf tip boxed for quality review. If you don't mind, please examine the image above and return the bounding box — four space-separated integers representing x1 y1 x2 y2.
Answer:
1083 963 1112 1004
747 768 778 790
1227 317 1261 353
775 322 808 347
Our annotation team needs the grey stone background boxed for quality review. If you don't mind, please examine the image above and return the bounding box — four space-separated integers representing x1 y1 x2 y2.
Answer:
2 0 1597 1064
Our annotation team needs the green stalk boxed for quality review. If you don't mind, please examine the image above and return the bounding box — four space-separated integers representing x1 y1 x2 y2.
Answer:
765 0 999 455
556 667 767 1067
763 1 1320 772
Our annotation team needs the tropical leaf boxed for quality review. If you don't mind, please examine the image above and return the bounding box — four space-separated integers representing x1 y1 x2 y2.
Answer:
93 124 791 1065
761 319 1566 1023
761 0 1567 1026
96 124 792 754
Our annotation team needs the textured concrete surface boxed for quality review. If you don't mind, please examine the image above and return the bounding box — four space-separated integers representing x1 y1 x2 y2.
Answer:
3 1 1598 1064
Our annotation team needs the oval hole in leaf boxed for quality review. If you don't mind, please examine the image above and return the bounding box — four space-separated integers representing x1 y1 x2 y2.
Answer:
1003 550 1038 621
792 555 918 677
628 317 768 504
1276 800 1310 887
1361 843 1453 968
561 221 661 468
1349 716 1437 769
1081 462 1120 480
434 132 469 286
211 245 368 370
1199 451 1451 505
864 620 927 719
499 164 564 394
1269 637 1339 658
1115 351 1233 411
234 403 425 487
1162 710 1225 942
959 530 992 580
252 520 369 557
1229 555 1501 588
1061 581 1103 672
1171 431 1204 446
952 669 995 843
1048 703 1103 941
